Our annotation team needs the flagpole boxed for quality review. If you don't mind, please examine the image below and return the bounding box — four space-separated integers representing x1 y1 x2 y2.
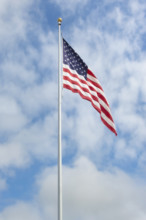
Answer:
58 17 62 220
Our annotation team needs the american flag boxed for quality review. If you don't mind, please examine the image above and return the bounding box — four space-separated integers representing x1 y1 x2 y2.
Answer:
63 38 117 136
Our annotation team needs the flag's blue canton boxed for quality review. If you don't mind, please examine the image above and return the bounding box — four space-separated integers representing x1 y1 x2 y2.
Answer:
63 39 88 80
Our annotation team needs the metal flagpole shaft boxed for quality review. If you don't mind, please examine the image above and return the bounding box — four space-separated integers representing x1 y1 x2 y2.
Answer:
58 17 62 220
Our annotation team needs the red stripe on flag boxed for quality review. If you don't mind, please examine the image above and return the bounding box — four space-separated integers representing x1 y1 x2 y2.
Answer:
101 117 117 136
63 66 117 135
63 75 100 103
63 84 101 113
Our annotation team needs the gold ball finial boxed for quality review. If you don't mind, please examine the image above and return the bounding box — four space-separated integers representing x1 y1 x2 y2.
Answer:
58 17 62 25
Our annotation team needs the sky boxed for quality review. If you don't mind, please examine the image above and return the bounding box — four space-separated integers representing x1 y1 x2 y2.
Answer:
0 0 146 219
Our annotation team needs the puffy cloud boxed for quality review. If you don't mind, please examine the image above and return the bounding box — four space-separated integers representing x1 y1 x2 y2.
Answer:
0 202 42 220
36 157 146 220
0 96 28 133
0 142 31 169
0 0 34 50
0 157 146 220
0 111 58 169
0 0 58 171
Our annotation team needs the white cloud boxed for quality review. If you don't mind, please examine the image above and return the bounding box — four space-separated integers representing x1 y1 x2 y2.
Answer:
36 157 146 220
0 157 146 220
0 111 58 169
115 138 137 159
0 142 30 169
38 31 58 73
0 202 42 220
15 113 58 160
0 96 27 133
1 61 37 85
18 81 57 117
0 0 59 170
0 0 34 49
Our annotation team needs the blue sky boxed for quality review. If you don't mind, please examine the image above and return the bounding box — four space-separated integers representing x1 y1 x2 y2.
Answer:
0 0 146 219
